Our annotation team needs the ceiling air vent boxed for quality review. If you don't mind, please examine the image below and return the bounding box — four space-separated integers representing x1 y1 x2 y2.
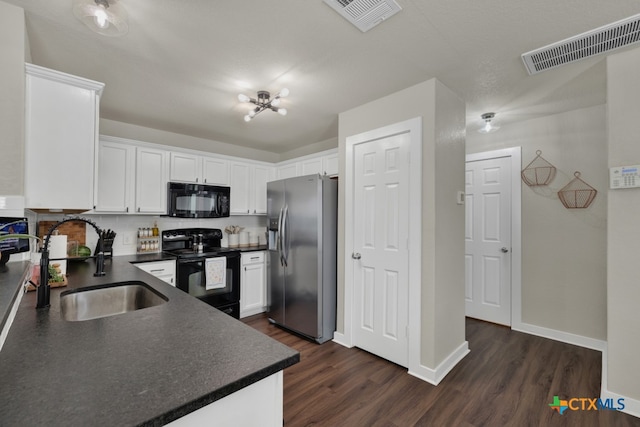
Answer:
522 14 640 75
323 0 402 32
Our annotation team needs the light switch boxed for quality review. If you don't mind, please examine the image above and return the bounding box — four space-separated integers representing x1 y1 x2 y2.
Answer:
456 191 465 205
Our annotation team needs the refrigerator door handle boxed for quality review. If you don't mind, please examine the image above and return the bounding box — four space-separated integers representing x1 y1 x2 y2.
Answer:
282 204 289 267
277 206 285 266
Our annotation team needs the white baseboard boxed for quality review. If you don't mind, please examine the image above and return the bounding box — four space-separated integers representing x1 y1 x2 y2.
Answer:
600 345 640 418
600 387 640 418
332 332 352 348
512 321 606 352
408 341 469 386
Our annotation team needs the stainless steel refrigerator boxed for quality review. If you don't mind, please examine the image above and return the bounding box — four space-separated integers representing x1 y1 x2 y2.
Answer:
267 174 337 344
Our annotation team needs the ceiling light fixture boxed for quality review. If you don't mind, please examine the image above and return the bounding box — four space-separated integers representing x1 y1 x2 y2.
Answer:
478 112 500 134
238 89 289 122
73 0 129 37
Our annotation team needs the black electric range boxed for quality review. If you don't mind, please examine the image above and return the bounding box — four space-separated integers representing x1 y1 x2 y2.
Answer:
162 228 241 318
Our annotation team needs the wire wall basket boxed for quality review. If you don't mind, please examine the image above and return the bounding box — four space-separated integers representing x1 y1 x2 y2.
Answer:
557 171 597 209
521 150 557 186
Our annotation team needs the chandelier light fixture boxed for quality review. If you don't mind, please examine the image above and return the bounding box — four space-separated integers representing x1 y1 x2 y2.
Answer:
478 112 500 134
238 88 289 122
73 0 129 37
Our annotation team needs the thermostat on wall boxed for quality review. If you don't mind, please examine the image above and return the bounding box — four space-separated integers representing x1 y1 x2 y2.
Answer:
610 165 640 189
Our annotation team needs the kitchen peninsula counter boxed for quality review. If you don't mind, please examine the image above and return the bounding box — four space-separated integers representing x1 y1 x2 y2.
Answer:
0 255 299 426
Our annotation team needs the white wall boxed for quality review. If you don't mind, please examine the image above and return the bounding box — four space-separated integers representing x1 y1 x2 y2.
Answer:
467 104 608 341
0 1 25 195
338 78 466 369
606 46 640 403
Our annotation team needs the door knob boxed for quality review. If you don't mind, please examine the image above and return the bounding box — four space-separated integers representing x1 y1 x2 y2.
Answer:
501 247 509 253
352 252 361 260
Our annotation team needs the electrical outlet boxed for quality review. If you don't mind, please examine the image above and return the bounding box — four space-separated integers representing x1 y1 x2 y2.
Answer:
123 233 135 245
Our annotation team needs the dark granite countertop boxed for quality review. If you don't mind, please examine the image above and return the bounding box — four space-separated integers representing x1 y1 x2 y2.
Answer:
0 255 298 426
0 260 30 333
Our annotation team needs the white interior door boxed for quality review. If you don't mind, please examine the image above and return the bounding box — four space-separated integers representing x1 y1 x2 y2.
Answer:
465 156 512 326
352 132 410 367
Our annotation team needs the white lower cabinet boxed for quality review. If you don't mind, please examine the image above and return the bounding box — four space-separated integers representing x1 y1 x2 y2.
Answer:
240 251 266 318
134 260 176 286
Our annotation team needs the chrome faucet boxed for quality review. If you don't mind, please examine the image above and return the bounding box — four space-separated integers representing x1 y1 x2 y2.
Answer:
36 217 106 309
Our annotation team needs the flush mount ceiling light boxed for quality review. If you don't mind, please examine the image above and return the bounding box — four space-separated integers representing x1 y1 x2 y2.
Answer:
73 0 128 37
238 89 289 122
478 112 500 134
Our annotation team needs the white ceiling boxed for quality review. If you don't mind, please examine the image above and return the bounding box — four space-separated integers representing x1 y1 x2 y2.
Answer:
6 0 640 154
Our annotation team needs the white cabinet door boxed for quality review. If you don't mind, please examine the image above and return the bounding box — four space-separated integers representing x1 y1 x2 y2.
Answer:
277 163 299 180
252 165 273 215
240 252 266 318
94 140 134 212
136 147 167 214
230 162 251 214
134 260 176 286
24 64 104 211
170 152 201 183
301 158 323 176
202 157 230 185
323 153 339 177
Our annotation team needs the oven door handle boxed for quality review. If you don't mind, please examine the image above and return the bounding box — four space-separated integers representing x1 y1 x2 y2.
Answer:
178 258 204 264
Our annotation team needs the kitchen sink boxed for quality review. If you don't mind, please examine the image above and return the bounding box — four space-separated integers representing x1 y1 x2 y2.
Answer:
60 281 168 321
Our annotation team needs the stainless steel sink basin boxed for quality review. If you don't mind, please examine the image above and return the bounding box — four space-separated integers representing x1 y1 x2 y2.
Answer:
60 281 168 321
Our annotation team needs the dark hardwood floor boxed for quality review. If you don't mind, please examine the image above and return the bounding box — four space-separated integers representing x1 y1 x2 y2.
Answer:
243 314 640 427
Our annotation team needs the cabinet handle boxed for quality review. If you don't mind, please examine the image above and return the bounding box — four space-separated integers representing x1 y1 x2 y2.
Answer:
150 269 165 273
247 209 250 214
244 267 247 271
204 179 207 183
126 207 129 213
196 178 199 183
138 207 141 212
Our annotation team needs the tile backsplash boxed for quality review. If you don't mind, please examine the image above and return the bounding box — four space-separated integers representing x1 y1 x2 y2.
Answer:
33 213 267 256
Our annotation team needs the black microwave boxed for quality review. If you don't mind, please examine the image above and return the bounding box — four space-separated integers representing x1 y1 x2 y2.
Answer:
167 182 230 218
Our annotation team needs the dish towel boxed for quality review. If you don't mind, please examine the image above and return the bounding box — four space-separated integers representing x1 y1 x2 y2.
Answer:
205 257 226 290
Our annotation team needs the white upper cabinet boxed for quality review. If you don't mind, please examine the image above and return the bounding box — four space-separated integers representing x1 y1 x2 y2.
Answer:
276 149 338 180
323 153 339 177
94 138 167 215
202 157 230 185
135 147 168 214
170 152 230 185
169 152 201 183
24 64 104 211
252 165 272 215
94 140 134 213
230 162 274 215
230 162 251 214
301 158 323 176
277 163 299 180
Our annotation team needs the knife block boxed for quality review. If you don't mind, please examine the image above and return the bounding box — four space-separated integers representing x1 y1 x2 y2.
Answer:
96 238 114 258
